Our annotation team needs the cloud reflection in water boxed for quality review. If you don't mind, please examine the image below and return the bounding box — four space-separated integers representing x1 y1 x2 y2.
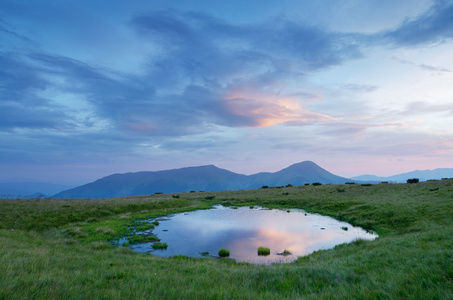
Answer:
130 205 377 264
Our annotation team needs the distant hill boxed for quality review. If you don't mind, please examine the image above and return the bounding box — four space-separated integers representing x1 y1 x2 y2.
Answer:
53 161 354 198
0 182 75 199
351 168 453 183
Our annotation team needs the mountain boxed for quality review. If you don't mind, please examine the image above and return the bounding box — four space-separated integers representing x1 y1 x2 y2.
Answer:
246 161 351 188
53 165 248 199
53 161 353 199
351 168 453 183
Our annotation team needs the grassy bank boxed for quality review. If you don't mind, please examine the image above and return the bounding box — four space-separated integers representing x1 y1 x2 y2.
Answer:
1 180 452 299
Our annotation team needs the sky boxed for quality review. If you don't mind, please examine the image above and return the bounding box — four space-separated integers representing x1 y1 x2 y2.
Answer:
1 0 453 185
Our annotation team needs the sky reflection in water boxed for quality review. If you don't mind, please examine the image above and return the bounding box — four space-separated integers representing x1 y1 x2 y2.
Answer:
130 205 377 264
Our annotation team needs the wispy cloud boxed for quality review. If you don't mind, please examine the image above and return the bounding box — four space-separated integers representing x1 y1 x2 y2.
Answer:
402 101 453 116
392 57 451 74
382 0 453 46
338 84 379 93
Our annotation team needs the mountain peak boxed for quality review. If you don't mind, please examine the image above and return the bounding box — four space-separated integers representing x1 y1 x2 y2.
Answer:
288 160 318 167
279 161 323 172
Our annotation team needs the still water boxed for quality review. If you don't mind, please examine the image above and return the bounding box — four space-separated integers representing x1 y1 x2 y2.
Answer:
125 205 377 264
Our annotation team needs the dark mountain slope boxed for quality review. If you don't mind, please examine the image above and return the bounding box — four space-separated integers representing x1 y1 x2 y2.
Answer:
53 165 248 198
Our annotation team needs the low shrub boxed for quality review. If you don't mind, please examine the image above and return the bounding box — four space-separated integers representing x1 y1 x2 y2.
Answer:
407 178 419 184
312 182 322 186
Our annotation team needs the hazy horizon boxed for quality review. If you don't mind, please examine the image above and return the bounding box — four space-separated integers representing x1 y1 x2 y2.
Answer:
1 0 452 184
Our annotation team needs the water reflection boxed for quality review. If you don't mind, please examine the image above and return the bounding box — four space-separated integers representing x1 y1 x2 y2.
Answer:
127 205 377 264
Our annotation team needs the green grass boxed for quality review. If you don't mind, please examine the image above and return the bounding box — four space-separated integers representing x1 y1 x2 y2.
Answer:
133 222 155 232
258 247 271 256
0 180 452 298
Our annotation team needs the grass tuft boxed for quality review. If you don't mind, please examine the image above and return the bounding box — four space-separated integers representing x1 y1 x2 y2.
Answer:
152 242 168 249
257 247 270 256
218 248 230 257
281 249 292 255
128 234 160 244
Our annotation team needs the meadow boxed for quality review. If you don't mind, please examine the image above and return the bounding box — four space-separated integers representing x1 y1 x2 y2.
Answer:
0 180 452 299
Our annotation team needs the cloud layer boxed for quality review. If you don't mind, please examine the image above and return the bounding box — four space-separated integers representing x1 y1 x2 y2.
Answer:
1 0 452 182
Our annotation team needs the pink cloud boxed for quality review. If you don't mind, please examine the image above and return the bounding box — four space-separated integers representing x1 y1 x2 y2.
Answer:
223 84 337 127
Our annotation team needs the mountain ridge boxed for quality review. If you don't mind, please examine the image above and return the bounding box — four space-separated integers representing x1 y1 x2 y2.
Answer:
53 161 351 198
351 167 453 183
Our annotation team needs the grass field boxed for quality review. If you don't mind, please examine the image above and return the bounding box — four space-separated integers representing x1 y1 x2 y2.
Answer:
1 180 452 299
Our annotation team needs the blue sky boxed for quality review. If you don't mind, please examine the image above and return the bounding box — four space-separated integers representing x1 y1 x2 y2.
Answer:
1 0 452 184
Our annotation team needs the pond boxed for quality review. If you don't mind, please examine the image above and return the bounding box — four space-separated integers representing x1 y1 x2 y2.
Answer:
120 205 378 264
